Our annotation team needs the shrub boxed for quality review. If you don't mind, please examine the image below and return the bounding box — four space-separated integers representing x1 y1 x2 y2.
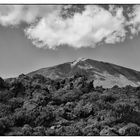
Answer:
119 123 140 136
8 97 24 111
0 117 14 135
35 106 55 127
0 103 12 117
0 77 6 89
33 126 46 136
21 124 33 136
113 102 134 121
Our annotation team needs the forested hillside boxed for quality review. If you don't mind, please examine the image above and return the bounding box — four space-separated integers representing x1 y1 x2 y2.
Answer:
0 73 140 136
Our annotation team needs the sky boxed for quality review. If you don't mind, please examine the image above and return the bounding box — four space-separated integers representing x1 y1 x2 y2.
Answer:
1 5 140 78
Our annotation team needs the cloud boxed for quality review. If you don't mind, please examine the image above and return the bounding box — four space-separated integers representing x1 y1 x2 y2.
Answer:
0 5 62 26
0 5 140 49
24 5 127 49
128 5 140 35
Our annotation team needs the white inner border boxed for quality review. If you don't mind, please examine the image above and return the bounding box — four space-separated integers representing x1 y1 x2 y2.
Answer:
0 0 140 4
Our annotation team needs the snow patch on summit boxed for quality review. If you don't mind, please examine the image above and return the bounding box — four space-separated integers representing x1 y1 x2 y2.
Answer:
71 58 87 67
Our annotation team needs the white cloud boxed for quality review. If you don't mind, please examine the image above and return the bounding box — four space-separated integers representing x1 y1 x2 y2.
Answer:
0 5 140 49
128 5 140 35
24 5 127 49
0 5 62 26
0 5 23 26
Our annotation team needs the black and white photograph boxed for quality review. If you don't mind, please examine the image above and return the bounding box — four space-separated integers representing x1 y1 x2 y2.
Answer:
1 2 140 136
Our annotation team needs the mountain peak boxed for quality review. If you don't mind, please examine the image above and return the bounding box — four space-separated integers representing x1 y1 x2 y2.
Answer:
27 58 140 88
71 57 87 67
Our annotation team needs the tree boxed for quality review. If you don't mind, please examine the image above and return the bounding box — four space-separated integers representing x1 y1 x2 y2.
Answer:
33 126 46 136
0 77 6 89
35 106 55 127
21 124 33 136
0 117 14 135
113 102 134 121
8 97 24 111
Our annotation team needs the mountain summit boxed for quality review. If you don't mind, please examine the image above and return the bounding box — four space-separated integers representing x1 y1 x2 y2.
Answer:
71 57 87 67
27 58 140 88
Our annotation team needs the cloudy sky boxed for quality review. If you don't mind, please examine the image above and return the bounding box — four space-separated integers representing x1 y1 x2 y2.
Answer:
1 4 140 78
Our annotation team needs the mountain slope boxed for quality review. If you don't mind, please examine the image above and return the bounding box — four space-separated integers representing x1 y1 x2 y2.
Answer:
27 58 140 88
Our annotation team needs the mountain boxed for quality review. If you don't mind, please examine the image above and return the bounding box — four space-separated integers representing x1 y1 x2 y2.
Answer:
27 58 140 88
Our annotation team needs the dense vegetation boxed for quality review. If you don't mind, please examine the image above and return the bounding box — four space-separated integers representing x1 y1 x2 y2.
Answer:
0 73 140 136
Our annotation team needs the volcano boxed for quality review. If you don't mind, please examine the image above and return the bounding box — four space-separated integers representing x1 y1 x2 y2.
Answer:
27 58 140 88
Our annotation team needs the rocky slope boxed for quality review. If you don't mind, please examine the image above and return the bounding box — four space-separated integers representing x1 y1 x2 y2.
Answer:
28 58 140 88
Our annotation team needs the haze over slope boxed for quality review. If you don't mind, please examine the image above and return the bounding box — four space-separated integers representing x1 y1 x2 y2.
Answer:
28 58 140 88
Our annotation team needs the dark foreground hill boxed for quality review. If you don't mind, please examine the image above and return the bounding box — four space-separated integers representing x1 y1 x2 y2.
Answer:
28 58 140 88
1 73 140 136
